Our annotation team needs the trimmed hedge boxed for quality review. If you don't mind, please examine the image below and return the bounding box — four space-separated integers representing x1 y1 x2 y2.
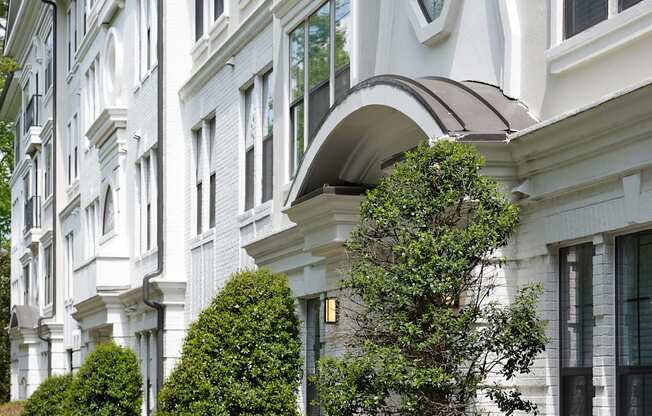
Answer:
158 269 302 416
65 343 141 416
23 374 73 416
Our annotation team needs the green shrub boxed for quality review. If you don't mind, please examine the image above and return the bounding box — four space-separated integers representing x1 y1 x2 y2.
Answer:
23 374 73 416
65 343 141 416
0 401 24 416
159 269 302 416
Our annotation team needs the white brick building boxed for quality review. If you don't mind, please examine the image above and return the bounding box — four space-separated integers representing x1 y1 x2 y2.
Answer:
2 0 652 415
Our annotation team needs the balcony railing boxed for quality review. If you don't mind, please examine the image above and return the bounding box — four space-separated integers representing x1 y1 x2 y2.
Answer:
24 196 41 232
24 94 41 134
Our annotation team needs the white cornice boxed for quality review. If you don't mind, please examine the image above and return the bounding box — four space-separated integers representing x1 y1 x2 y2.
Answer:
86 107 128 149
179 0 273 101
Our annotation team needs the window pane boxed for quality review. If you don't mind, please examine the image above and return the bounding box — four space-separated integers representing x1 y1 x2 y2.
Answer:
621 374 652 415
334 65 350 102
209 173 216 228
102 188 114 235
418 0 445 22
195 0 204 41
564 0 607 39
214 0 224 19
209 117 216 167
290 26 305 102
335 0 351 70
290 102 304 176
196 182 203 234
306 298 321 416
262 137 273 203
620 0 644 10
617 232 652 367
308 2 330 89
245 148 254 211
562 375 592 416
309 82 329 141
561 243 594 368
244 86 255 149
262 71 274 138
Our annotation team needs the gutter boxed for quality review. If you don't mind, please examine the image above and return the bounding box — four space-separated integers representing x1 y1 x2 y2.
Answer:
142 0 165 408
37 0 57 377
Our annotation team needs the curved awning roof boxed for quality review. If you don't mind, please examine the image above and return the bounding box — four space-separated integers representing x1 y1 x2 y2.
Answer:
9 305 39 330
287 74 537 205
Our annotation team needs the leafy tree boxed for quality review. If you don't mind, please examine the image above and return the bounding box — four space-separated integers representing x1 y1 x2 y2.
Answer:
65 343 142 416
316 141 547 416
158 269 302 416
0 252 9 404
23 373 74 416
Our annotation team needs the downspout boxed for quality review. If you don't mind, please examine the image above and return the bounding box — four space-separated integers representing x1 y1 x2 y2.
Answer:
37 0 57 378
142 0 165 406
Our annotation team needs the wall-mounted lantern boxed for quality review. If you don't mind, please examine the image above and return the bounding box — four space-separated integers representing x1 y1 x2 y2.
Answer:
324 297 338 324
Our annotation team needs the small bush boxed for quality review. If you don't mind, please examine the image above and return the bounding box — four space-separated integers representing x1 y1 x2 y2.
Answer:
23 374 73 416
159 269 302 416
0 401 24 416
65 343 141 416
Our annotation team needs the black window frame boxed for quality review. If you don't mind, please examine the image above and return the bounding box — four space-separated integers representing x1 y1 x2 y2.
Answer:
564 0 608 39
559 243 595 416
616 230 652 416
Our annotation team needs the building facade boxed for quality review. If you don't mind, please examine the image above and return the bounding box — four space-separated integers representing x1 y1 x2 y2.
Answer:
2 0 652 415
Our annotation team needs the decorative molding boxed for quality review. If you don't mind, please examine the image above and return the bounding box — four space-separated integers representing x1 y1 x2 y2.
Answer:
86 107 128 149
406 0 461 46
98 0 125 25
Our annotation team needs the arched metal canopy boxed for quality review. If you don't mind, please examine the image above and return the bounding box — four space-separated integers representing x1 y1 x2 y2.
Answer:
288 74 537 205
9 305 39 330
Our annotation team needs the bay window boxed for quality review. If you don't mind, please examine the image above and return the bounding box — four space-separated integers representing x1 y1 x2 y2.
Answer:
560 243 594 416
617 230 652 415
289 0 351 176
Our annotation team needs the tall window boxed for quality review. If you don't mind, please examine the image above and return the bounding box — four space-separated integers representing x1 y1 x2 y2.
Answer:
44 245 52 306
617 230 652 415
289 0 351 176
85 200 99 259
84 57 101 127
137 0 157 79
102 187 114 235
194 129 203 235
45 29 53 91
243 85 255 212
560 243 594 416
44 141 51 197
22 265 29 305
66 115 79 185
208 117 216 229
67 8 72 71
195 0 204 41
306 298 322 416
136 150 157 252
262 70 274 203
65 233 74 300
564 0 608 38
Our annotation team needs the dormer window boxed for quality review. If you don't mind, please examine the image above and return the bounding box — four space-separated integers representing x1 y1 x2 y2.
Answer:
289 0 351 176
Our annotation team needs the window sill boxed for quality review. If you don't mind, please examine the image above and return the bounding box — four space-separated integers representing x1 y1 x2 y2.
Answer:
42 304 53 317
546 0 652 74
66 179 80 200
43 86 53 106
238 200 272 227
99 228 117 245
133 64 158 93
135 247 158 265
190 229 215 249
191 35 209 63
209 14 230 42
65 63 79 84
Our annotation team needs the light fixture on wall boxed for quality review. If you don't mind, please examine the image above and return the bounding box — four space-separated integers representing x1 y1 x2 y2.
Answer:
324 297 338 324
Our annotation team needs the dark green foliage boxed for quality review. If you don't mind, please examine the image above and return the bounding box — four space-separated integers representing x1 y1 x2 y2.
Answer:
65 343 142 416
316 141 547 416
23 374 73 416
158 269 302 416
0 253 10 404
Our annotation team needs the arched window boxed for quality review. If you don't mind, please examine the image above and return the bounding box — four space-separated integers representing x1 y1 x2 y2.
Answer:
103 187 115 235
